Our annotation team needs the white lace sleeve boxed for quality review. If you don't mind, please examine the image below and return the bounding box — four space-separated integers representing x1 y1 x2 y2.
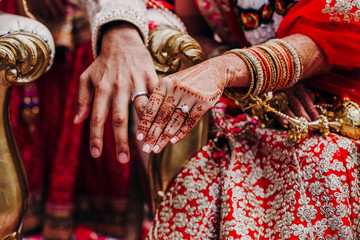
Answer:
76 0 148 57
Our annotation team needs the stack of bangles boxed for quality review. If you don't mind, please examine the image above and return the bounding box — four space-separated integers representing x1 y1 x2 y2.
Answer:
224 38 303 101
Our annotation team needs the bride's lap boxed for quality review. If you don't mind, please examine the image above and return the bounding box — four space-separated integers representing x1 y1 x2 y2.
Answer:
147 121 360 239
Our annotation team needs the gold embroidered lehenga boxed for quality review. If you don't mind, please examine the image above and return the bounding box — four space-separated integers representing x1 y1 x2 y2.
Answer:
146 1 360 239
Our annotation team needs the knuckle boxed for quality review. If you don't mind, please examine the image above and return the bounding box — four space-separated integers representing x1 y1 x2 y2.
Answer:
160 131 172 141
115 138 128 148
113 81 122 90
177 128 189 137
137 120 151 132
113 115 126 127
79 72 89 83
137 102 147 114
159 77 173 88
90 135 101 144
96 84 109 94
77 101 86 110
90 115 102 126
77 96 90 106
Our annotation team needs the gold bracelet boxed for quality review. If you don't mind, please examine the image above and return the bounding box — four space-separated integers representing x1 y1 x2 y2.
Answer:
250 46 277 94
255 44 282 92
235 49 265 97
269 39 303 86
223 49 256 101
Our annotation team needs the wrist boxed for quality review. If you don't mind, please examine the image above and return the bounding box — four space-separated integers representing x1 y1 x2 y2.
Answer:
100 21 144 52
218 54 250 88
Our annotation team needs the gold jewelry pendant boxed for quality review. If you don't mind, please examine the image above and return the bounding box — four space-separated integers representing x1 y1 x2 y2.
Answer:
249 93 360 143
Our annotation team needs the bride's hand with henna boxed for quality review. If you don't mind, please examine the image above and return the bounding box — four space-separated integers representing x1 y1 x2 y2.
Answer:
136 54 250 154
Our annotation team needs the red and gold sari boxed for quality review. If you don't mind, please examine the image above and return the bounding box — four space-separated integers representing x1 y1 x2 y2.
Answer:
147 0 360 239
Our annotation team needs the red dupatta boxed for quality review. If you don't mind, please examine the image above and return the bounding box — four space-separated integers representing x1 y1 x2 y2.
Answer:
277 0 360 103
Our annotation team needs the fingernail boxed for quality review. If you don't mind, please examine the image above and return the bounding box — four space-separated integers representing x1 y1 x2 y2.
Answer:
170 137 178 144
143 144 151 153
118 152 129 164
137 133 144 141
91 147 100 158
74 114 79 123
153 145 160 153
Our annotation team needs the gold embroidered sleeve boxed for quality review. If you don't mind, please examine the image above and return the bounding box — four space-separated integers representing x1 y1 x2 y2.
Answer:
75 0 148 56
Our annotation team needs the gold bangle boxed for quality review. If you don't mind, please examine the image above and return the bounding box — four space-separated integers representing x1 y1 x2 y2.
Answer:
234 49 265 97
223 49 256 101
266 42 293 89
250 46 277 94
270 39 303 87
255 44 282 92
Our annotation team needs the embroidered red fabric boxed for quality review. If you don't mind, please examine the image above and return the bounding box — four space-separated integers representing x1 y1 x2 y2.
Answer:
146 1 360 239
276 0 360 104
147 100 360 239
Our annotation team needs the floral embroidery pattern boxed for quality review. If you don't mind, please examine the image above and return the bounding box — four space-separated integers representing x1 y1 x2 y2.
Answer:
322 0 360 22
147 104 360 239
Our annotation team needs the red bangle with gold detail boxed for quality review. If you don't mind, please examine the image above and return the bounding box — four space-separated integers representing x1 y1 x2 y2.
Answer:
276 43 295 88
232 49 265 97
247 47 272 95
251 47 278 94
267 42 293 89
262 43 287 91
241 48 266 96
256 44 282 92
271 39 303 86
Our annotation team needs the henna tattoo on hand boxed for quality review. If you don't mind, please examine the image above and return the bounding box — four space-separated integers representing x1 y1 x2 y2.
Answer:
174 105 203 141
158 108 187 141
169 63 229 102
154 96 176 124
143 96 176 145
137 92 164 133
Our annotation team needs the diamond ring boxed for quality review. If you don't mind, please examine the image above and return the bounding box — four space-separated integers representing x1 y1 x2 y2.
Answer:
175 105 189 114
131 90 149 102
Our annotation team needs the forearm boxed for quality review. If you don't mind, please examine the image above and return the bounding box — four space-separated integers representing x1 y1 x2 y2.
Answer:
225 34 331 91
282 34 331 79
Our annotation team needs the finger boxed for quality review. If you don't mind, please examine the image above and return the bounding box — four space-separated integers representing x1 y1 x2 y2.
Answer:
305 87 316 102
112 92 130 164
285 89 311 121
146 63 159 92
136 85 165 142
74 71 93 124
89 88 111 158
142 95 177 153
170 104 207 144
294 85 319 121
152 102 190 154
278 106 296 126
132 76 151 118
133 95 149 118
